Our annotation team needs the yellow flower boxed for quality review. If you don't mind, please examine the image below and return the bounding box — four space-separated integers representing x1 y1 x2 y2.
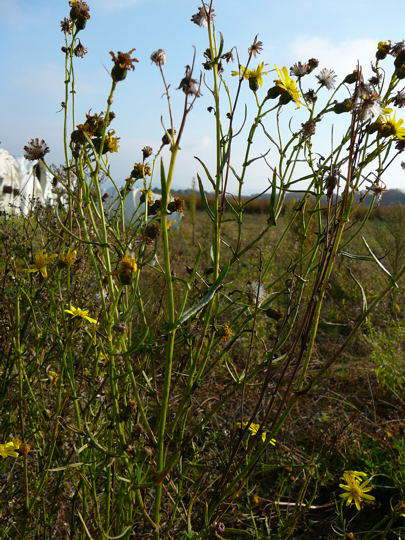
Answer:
113 250 138 285
274 65 303 108
232 62 269 89
236 421 276 444
378 112 405 139
339 471 375 511
64 305 98 324
0 442 19 458
59 247 77 267
23 249 57 278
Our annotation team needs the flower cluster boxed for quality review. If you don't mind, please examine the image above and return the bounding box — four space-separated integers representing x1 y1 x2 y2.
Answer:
71 110 118 154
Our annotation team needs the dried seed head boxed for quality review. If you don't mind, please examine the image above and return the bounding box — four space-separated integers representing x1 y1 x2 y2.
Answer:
191 3 215 27
150 49 166 66
74 40 88 58
394 89 405 108
301 119 317 138
178 65 201 97
131 162 151 179
24 139 50 161
113 322 127 333
60 17 73 34
290 61 308 78
248 41 263 58
110 49 138 82
142 146 153 159
316 68 337 90
357 92 383 120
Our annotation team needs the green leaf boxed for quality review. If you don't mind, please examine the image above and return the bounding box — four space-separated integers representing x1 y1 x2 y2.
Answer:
197 174 215 222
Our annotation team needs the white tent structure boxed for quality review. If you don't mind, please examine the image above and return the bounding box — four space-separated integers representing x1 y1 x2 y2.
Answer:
129 188 182 230
0 149 57 215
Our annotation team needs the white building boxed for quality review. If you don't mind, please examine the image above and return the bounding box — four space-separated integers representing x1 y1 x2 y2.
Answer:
0 149 57 215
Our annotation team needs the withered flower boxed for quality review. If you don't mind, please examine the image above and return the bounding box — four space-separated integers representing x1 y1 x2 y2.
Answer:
69 1 90 31
191 3 215 27
301 119 317 138
142 146 153 159
148 199 162 215
393 89 405 108
60 17 73 34
316 68 337 90
221 51 234 63
358 92 383 120
162 128 176 145
74 40 88 58
24 139 50 161
93 130 120 154
150 49 166 67
131 162 151 179
110 49 139 82
248 41 263 57
167 196 185 213
178 65 201 97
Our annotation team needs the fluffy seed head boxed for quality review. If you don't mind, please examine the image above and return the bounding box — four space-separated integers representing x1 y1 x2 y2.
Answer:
150 49 166 66
24 139 50 161
316 68 337 90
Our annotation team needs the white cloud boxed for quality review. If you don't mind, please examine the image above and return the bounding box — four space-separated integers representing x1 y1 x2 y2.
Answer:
289 36 378 78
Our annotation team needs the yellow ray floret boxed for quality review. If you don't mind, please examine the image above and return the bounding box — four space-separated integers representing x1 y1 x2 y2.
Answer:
274 64 303 108
232 62 269 88
23 249 57 278
64 305 98 324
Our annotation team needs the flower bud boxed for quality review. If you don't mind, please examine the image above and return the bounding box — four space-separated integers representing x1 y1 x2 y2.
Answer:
333 98 353 114
267 86 282 99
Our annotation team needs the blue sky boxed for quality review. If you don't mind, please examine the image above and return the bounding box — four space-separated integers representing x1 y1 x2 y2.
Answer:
1 0 404 193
